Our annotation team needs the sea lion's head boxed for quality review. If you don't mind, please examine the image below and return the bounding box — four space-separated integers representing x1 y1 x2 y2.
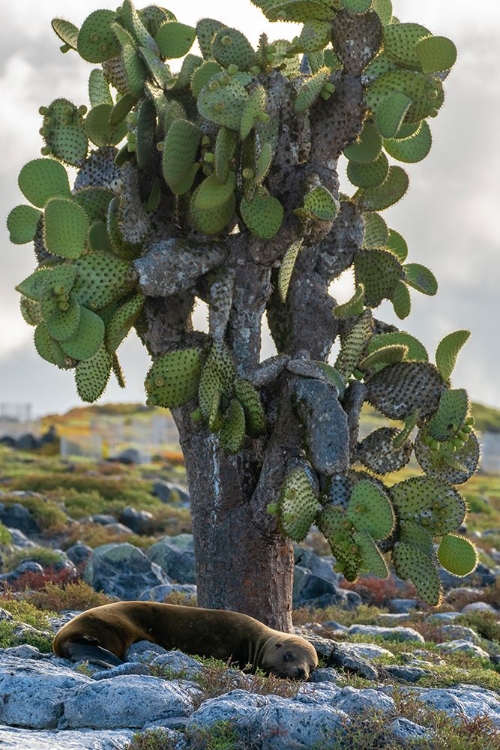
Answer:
260 634 318 680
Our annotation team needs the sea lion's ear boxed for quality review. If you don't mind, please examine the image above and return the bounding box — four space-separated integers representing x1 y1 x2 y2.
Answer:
283 650 296 662
274 642 283 649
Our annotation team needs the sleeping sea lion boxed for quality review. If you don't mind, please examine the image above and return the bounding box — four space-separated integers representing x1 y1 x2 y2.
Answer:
53 602 318 680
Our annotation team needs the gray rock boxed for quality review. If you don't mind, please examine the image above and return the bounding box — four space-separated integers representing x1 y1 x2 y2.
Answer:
65 544 93 566
460 601 498 614
90 514 117 526
438 625 479 643
383 665 430 683
91 663 151 680
16 433 41 450
62 675 196 729
0 727 135 749
309 667 339 684
119 507 155 535
2 645 44 660
327 643 379 681
411 684 500 726
139 583 196 602
294 547 340 584
435 640 490 659
0 657 91 729
426 611 462 622
150 650 204 679
347 624 425 644
0 502 40 534
387 598 418 614
83 542 170 599
258 699 348 749
147 538 197 584
152 481 190 505
113 448 142 465
5 528 37 548
386 717 433 744
185 689 267 735
332 685 396 715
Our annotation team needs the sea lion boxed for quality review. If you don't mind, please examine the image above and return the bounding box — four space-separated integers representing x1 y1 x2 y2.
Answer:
53 602 318 680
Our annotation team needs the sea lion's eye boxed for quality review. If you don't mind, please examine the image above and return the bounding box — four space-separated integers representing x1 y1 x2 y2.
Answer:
283 650 295 662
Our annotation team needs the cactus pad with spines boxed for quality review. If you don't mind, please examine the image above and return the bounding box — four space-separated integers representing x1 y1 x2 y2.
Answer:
416 36 457 74
398 520 434 556
382 23 431 70
198 341 236 419
85 104 129 147
197 73 250 131
121 0 159 52
333 284 365 318
18 159 71 208
357 165 409 212
59 306 105 361
52 18 79 51
220 398 247 454
347 152 389 189
302 186 339 221
437 534 478 577
72 252 136 310
277 467 322 543
358 343 408 371
192 61 224 98
391 280 412 319
43 198 89 260
46 294 82 342
435 330 470 383
77 10 121 64
20 297 43 327
426 389 469 442
193 172 236 211
240 85 268 140
35 321 72 368
240 191 284 240
7 205 42 245
214 127 238 183
357 427 412 474
39 99 89 166
347 479 395 539
343 122 383 163
234 379 266 436
145 348 203 408
155 21 196 59
355 530 389 578
362 211 388 248
404 263 438 296
89 69 113 107
384 121 432 163
278 240 303 303
294 67 331 113
335 309 373 380
290 20 332 54
105 293 144 353
196 18 225 59
366 331 428 362
393 541 442 606
390 476 467 536
366 361 445 419
212 27 257 71
354 248 404 307
365 69 445 123
75 346 113 402
386 228 408 261
374 92 412 139
162 118 201 194
190 183 236 235
342 0 372 12
415 430 480 485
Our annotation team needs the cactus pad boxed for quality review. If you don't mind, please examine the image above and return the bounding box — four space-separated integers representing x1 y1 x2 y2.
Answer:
240 191 284 240
190 184 236 235
121 0 159 53
220 398 247 454
145 347 203 408
386 228 408 261
7 205 41 245
43 198 89 259
359 343 408 371
382 23 431 70
344 122 382 163
435 330 470 383
75 346 113 402
198 341 236 419
335 309 373 380
347 479 395 539
366 69 445 123
240 85 267 140
367 361 445 420
391 280 411 320
294 67 331 113
393 542 442 605
354 248 404 307
40 99 88 166
192 61 224 98
193 172 236 211
52 18 79 50
34 321 71 368
85 104 128 147
278 240 303 302
384 121 432 163
155 21 196 59
233 379 266 436
357 166 409 212
89 69 113 108
277 467 322 543
46 294 82 342
60 306 105 361
357 427 412 474
333 284 365 318
374 92 412 139
398 520 434 555
197 73 249 131
416 36 457 74
214 127 238 183
254 1 338 23
348 152 389 189
390 476 467 536
342 0 372 12
77 10 121 63
415 430 480 485
212 27 257 71
437 534 477 577
366 331 428 362
72 252 135 310
20 296 43 327
162 118 201 194
302 186 339 221
18 159 71 208
196 18 225 59
426 389 469 442
355 530 389 578
105 293 144 353
404 263 438 296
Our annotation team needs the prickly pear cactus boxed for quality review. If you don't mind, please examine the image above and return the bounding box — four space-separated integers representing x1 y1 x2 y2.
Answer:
9 0 477 610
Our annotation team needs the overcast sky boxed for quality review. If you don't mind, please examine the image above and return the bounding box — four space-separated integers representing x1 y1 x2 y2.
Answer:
1 1 499 417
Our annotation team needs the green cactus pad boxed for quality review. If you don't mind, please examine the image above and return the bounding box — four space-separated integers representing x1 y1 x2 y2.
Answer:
49 263 78 296
73 255 134 311
368 331 428 362
220 398 247 454
347 152 389 189
342 0 372 12
437 534 478 577
393 542 442 606
88 69 113 107
34 321 72 368
197 73 249 131
240 191 284 240
140 6 177 35
155 21 196 59
109 92 137 126
73 187 115 224
121 44 149 97
375 92 412 139
75 346 113 402
105 293 144 353
214 127 238 184
196 18 225 59
278 468 322 543
335 309 373 380
198 341 236 418
46 294 82 342
77 10 121 63
362 212 388 248
426 388 470 442
415 430 480 485
319 506 352 543
294 67 330 113
40 99 89 166
323 474 352 511
354 248 404 307
20 296 43 327
416 36 457 74
52 18 79 50
343 122 383 164
44 198 89 260
367 361 445 420
16 269 53 302
167 53 203 92
212 27 257 71
365 69 445 123
278 240 303 303
255 142 274 184
390 476 467 536
7 205 42 245
302 186 339 220
386 228 408 261
162 118 201 194
384 121 432 163
102 55 131 95
135 98 157 172
191 61 224 98
382 23 431 70
362 52 398 86
121 0 159 52
399 520 434 555
290 20 332 54
347 479 395 540
110 20 137 50
60 306 105 361
435 330 470 383
233 379 266 436
372 0 392 25
333 284 365 319
145 347 203 408
85 104 128 147
18 159 71 208
190 191 236 235
355 530 389 578
357 166 409 212
403 263 438 296
193 172 236 211
359 344 408 371
240 85 267 140
139 46 171 88
357 427 412 474
391 280 411 320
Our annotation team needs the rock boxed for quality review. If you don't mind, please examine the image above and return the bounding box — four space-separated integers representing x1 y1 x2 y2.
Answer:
119 508 155 535
347 625 425 644
293 565 361 610
258 699 348 749
2 645 44 660
16 433 41 451
61 675 197 729
435 640 491 659
327 643 379 681
333 685 396 716
0 502 40 535
409 685 500 726
138 583 197 602
83 543 170 599
147 537 197 584
438 625 479 644
387 599 418 614
112 448 142 465
0 727 136 749
0 436 16 448
90 515 117 526
386 717 433 744
383 665 430 683
294 548 340 584
65 544 93 566
152 481 190 505
5 528 37 548
149 650 204 680
460 601 498 614
91 663 151 680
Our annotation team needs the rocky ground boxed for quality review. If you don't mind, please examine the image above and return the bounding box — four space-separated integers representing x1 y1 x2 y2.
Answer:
0 447 499 748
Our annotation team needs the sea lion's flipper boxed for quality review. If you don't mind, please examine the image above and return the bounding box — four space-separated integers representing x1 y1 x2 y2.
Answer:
63 635 124 668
